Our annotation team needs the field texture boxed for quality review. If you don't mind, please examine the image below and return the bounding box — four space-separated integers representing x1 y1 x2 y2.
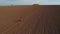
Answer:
0 5 60 34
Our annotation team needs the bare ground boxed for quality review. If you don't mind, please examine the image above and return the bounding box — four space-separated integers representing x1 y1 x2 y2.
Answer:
0 6 60 34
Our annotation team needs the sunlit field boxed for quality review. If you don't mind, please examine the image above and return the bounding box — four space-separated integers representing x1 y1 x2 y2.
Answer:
0 5 60 34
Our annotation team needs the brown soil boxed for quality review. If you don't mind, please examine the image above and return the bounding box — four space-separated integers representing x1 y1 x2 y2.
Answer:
0 5 60 34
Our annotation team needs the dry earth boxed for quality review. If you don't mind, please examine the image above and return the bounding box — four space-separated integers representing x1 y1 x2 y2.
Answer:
0 5 60 34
